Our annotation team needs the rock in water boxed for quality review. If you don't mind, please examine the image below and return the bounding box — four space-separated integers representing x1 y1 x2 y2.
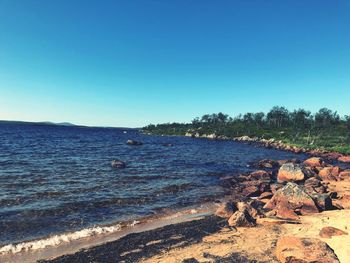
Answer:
277 163 306 182
264 182 319 216
111 159 126 168
126 140 143 146
319 226 348 238
276 237 340 263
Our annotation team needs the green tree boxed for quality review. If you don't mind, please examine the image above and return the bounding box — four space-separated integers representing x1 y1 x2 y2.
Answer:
315 108 340 129
267 106 290 128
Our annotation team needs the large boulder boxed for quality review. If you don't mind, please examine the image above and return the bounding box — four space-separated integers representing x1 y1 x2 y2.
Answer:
126 139 143 146
277 163 306 182
304 157 324 167
111 159 126 169
319 226 348 238
275 237 340 263
264 182 319 216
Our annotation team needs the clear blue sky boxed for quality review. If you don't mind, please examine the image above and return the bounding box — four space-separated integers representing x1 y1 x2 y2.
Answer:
0 0 349 127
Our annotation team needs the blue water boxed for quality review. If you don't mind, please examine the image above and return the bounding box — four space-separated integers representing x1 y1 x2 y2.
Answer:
0 122 308 245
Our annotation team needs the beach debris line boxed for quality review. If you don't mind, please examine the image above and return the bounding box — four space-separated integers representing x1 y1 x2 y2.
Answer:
111 159 126 169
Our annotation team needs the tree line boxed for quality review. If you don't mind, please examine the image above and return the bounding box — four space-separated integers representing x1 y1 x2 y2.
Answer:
143 106 350 151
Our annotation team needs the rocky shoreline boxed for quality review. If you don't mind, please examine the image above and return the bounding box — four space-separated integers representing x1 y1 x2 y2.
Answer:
41 154 350 263
183 132 350 164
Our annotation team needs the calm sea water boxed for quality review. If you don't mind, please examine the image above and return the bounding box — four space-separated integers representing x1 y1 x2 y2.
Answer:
0 122 308 245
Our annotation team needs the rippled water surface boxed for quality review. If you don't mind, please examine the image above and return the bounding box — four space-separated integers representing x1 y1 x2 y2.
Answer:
0 122 308 245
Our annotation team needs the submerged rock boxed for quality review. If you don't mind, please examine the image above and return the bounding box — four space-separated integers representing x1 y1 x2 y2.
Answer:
111 159 126 169
277 163 306 182
275 236 340 263
126 140 143 146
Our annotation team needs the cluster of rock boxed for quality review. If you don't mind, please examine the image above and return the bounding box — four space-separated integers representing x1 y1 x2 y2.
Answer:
234 136 350 163
216 156 350 262
184 130 229 140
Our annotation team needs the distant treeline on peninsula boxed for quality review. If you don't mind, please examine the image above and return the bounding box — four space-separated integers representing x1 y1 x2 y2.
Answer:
143 106 350 154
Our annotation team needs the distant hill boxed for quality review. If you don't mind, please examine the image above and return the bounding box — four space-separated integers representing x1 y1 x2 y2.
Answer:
0 120 78 127
0 120 136 129
39 121 76 126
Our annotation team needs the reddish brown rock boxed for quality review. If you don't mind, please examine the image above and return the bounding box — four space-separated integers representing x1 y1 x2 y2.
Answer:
228 208 256 227
339 170 350 181
275 236 340 263
270 183 283 194
334 194 350 209
304 157 324 167
258 191 273 200
257 159 279 168
323 152 343 160
264 182 319 215
242 185 260 197
338 155 350 162
310 193 332 211
277 159 299 166
215 202 237 219
277 163 306 182
235 201 263 219
241 180 270 194
319 166 340 181
319 226 348 238
304 177 327 195
274 200 300 220
250 170 270 181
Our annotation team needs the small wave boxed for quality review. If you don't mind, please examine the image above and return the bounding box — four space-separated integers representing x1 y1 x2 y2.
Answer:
0 223 122 255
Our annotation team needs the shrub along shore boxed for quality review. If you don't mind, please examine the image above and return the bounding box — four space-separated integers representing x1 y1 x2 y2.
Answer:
143 106 350 155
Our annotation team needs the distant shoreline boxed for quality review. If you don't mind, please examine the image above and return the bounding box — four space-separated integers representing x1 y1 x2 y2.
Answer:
0 120 137 130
